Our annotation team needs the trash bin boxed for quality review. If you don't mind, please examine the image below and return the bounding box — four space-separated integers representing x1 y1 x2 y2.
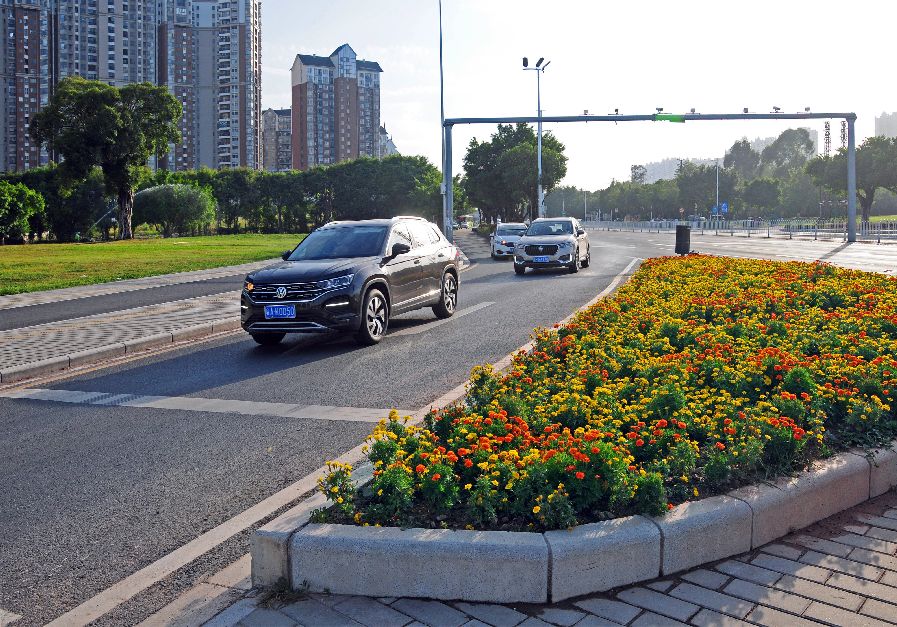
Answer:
675 224 690 255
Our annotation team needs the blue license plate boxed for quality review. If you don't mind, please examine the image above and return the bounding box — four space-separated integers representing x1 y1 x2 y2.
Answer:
264 305 295 319
533 255 550 263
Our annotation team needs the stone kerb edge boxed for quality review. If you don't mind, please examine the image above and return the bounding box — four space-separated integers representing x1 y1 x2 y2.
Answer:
259 445 895 603
0 317 238 384
290 524 549 603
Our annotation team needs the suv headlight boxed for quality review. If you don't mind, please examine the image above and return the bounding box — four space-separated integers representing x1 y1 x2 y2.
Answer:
316 274 354 290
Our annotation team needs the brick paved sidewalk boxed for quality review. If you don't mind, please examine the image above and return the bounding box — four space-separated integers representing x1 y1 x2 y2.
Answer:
192 490 897 627
0 258 275 311
0 291 239 380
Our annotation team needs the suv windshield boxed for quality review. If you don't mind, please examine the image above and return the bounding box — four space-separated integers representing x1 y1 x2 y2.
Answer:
287 225 388 260
496 226 527 236
526 221 573 236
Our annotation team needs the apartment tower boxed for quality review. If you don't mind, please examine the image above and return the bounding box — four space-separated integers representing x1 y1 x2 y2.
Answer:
1 0 261 173
262 107 290 171
290 43 381 170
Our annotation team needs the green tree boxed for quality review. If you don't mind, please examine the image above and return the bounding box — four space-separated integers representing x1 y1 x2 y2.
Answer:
0 180 44 244
462 123 567 223
29 76 181 239
806 136 897 222
675 160 736 216
134 184 216 237
724 139 760 181
760 128 815 178
630 164 647 184
741 178 780 217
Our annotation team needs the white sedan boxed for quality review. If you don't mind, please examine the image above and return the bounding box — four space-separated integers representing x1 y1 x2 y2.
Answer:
490 223 528 259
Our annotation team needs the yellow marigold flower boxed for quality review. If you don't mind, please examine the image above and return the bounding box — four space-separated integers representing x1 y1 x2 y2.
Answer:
533 505 541 514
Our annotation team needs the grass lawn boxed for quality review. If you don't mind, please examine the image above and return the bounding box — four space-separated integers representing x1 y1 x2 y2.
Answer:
871 215 897 223
0 233 306 295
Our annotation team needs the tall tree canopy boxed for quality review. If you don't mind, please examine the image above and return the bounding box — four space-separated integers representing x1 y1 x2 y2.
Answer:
724 139 760 181
675 160 736 215
29 76 181 239
0 180 44 244
462 123 567 223
760 128 815 178
806 135 897 222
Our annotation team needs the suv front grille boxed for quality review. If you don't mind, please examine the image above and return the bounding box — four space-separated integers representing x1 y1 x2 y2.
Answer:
524 244 558 256
250 282 325 302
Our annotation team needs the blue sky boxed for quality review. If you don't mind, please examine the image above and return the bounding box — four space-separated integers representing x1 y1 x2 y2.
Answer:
263 0 895 189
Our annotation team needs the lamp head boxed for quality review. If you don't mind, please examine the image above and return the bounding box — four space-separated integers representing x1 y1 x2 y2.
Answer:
522 57 528 68
535 57 544 68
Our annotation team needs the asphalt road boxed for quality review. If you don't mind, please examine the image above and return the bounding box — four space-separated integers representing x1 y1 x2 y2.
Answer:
0 231 646 625
0 273 247 332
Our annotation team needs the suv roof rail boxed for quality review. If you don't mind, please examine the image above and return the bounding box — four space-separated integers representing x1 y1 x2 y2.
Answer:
394 215 427 221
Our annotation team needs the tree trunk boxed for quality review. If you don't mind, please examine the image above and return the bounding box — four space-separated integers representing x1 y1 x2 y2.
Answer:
118 187 135 239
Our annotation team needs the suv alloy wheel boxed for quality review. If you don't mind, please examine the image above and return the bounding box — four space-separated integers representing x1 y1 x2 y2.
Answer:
356 288 389 345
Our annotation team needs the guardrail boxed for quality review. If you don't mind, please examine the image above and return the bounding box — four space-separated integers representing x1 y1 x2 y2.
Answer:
585 220 897 242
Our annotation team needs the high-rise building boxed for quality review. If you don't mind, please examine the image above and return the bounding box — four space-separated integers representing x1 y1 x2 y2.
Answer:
290 43 381 170
0 0 49 171
158 0 261 170
262 107 291 171
378 124 397 158
875 112 897 139
1 0 261 173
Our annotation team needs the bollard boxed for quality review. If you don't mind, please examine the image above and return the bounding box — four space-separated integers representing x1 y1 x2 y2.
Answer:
675 224 690 255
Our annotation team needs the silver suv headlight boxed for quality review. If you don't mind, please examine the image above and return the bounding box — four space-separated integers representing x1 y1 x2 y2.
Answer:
557 241 573 249
316 274 354 290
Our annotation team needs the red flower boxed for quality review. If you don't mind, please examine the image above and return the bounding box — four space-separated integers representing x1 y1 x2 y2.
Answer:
431 473 441 481
575 471 585 480
415 464 426 474
464 459 473 468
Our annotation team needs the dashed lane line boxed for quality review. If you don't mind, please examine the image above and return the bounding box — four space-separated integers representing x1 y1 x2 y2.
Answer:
0 388 408 423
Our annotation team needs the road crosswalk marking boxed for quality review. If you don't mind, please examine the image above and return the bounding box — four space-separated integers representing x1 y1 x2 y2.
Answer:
0 388 407 423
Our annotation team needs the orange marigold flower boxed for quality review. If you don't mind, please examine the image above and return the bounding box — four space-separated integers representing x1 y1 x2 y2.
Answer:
575 471 585 480
415 464 426 474
431 473 441 481
464 459 473 468
715 442 726 451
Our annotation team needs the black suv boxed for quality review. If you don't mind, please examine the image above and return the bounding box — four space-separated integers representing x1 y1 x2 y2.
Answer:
241 217 462 346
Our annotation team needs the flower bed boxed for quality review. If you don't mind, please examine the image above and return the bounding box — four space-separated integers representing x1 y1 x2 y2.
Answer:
315 255 897 531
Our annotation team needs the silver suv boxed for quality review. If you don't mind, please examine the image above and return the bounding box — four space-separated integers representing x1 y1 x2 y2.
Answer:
513 217 591 275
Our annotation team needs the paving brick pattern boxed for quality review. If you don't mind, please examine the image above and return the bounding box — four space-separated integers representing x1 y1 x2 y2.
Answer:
0 259 274 311
0 292 238 370
205 491 897 626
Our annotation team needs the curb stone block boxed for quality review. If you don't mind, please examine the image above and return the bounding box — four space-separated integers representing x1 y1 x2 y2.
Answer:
546 515 661 601
655 495 752 576
68 344 127 368
0 355 69 383
123 332 173 353
290 524 548 603
171 323 213 342
212 317 240 333
867 444 897 498
729 452 870 549
250 491 327 588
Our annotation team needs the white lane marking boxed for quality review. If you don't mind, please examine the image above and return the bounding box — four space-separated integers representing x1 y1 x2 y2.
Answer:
41 259 644 627
1 388 405 423
0 609 22 626
389 301 494 337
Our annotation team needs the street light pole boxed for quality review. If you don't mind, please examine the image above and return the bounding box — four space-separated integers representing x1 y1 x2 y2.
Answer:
523 57 550 219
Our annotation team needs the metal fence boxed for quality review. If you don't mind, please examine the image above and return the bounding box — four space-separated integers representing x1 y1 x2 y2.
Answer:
585 219 897 243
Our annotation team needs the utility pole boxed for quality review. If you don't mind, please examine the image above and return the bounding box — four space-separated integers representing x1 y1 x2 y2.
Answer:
583 189 587 221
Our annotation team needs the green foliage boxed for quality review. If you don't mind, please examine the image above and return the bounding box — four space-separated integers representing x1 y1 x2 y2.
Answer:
760 128 815 178
462 123 568 224
0 180 43 244
134 184 216 237
724 139 761 181
806 135 897 222
29 77 182 239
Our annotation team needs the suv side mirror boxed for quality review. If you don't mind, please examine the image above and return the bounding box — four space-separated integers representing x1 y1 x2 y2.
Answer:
576 228 585 236
391 242 412 257
281 250 292 260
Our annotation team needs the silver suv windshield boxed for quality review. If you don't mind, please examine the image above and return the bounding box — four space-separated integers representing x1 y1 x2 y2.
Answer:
496 226 527 236
287 225 388 260
526 221 573 236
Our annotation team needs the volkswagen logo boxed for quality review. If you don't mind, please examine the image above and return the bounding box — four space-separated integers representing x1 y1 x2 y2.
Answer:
275 286 287 299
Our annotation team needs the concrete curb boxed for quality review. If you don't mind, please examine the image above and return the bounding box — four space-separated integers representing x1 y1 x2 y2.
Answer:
0 317 237 384
250 444 897 604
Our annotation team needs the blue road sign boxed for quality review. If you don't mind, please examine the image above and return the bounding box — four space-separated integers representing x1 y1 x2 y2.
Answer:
721 202 729 214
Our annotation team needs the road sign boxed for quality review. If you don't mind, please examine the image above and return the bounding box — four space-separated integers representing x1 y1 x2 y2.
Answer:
721 202 729 214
